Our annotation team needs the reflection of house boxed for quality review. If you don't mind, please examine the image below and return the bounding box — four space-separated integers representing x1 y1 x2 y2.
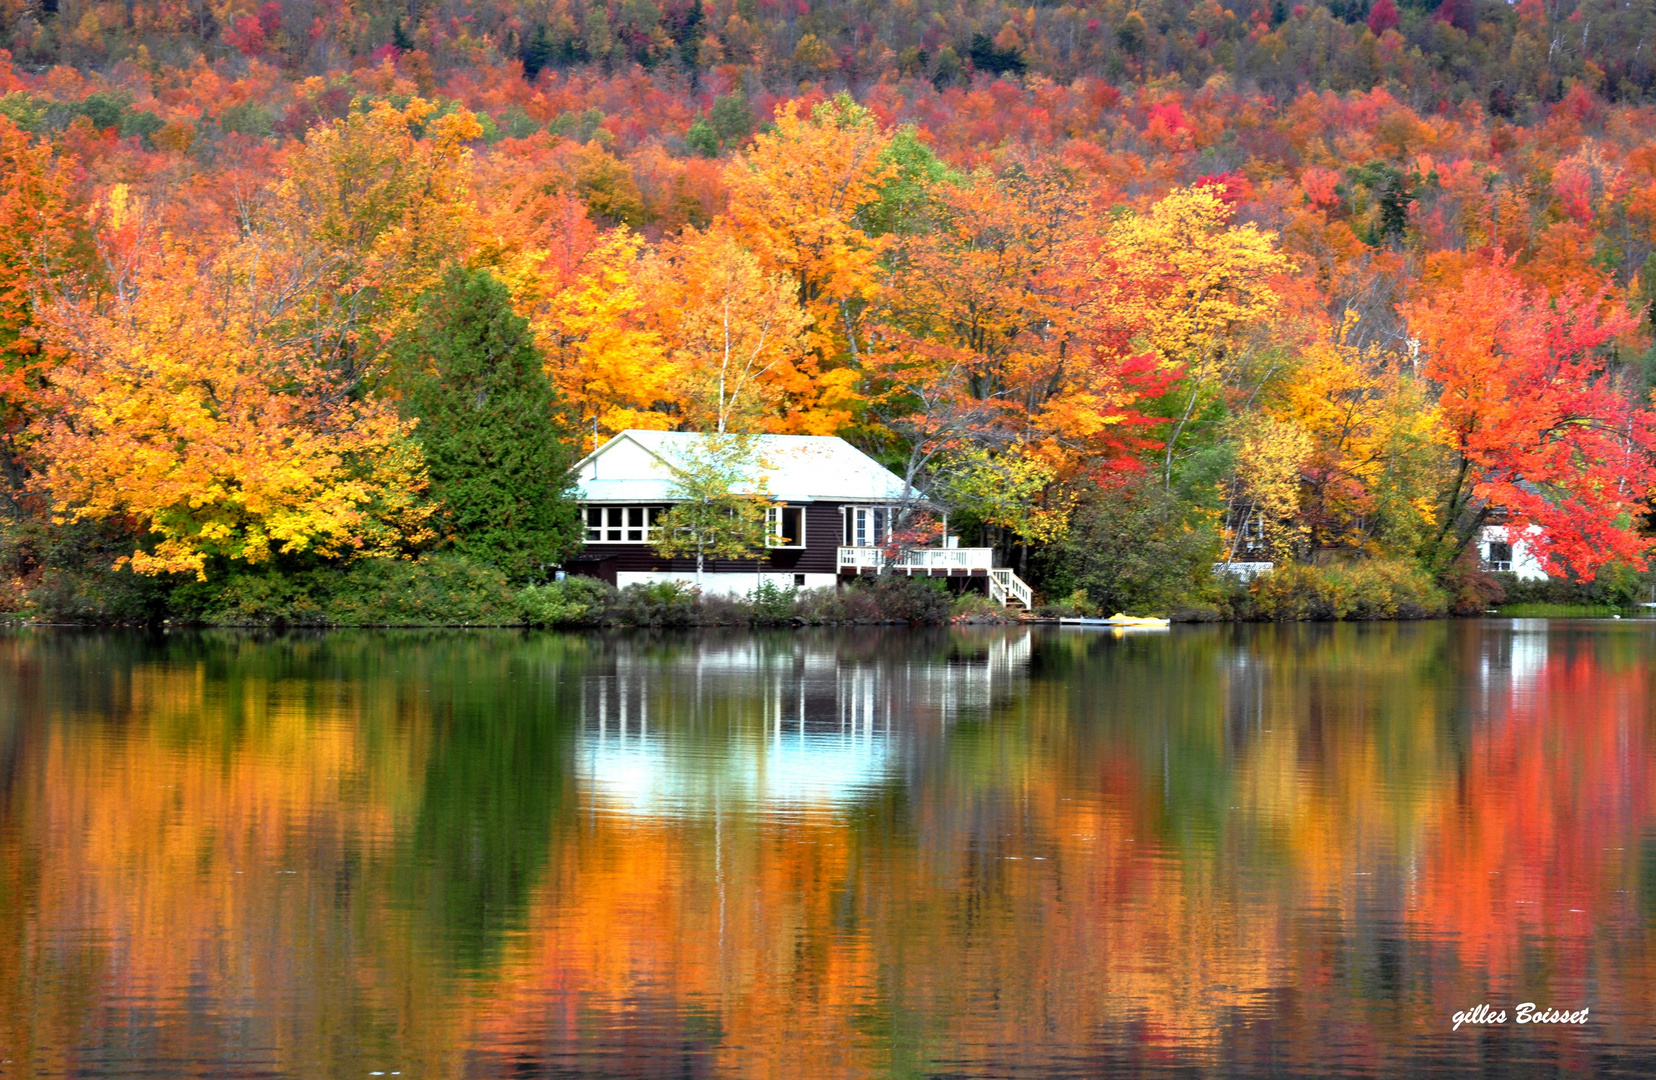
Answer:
567 430 1033 605
575 632 1033 815
1477 524 1547 581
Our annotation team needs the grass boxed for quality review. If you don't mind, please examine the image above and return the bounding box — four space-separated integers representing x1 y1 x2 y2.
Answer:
1493 602 1630 618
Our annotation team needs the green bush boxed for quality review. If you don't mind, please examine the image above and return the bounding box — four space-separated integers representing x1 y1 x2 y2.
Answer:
792 577 953 624
951 591 1012 621
518 575 616 626
1494 565 1644 610
748 580 798 624
1245 559 1446 621
860 574 952 624
1497 602 1623 618
7 520 176 624
175 555 523 626
1343 560 1447 619
1035 476 1221 618
795 585 879 624
173 567 325 625
321 556 524 625
612 581 698 627
1034 588 1099 619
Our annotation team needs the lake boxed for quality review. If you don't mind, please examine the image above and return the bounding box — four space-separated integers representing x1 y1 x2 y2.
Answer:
1 622 1653 1078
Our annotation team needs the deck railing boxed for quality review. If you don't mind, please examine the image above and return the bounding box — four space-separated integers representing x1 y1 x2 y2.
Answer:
838 546 1033 607
1213 561 1276 581
989 568 1033 609
837 546 997 572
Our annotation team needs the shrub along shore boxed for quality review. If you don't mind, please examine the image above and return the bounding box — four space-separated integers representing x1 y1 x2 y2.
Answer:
6 549 1646 628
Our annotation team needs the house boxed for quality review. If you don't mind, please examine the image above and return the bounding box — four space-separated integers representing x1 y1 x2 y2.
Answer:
1477 523 1548 581
565 430 1033 606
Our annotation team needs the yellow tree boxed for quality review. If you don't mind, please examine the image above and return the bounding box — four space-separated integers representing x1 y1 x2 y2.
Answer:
257 97 482 387
1221 415 1312 564
643 228 809 434
37 192 433 580
1103 185 1292 485
1270 321 1443 556
933 446 1075 545
530 229 674 446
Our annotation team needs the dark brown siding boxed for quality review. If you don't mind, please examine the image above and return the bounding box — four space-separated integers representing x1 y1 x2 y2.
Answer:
569 502 846 578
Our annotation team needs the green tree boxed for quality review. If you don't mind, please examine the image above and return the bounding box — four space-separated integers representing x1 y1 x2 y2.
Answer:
684 117 719 157
395 267 580 580
866 126 952 236
1034 475 1221 616
650 435 771 587
708 93 754 145
519 23 555 81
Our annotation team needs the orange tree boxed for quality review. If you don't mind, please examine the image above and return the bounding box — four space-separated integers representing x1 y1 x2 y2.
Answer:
0 116 89 517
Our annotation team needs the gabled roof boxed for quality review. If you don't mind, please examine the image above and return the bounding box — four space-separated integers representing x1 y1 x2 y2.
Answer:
572 430 916 503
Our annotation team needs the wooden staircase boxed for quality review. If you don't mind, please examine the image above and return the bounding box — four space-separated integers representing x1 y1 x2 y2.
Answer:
989 568 1033 610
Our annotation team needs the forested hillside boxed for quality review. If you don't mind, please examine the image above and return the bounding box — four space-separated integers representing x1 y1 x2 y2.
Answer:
2 0 1655 621
8 0 1656 106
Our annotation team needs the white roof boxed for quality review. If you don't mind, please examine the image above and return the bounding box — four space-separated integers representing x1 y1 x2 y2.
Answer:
572 430 915 503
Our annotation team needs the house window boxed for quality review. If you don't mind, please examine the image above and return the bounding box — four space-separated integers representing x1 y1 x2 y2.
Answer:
584 505 663 543
1487 541 1513 572
766 505 806 548
843 506 889 547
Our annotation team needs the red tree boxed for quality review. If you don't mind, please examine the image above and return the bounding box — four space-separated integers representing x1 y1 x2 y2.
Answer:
1405 258 1655 579
1367 0 1400 35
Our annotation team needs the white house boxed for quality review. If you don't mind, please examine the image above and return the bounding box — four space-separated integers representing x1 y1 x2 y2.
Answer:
566 430 1033 606
1477 523 1548 581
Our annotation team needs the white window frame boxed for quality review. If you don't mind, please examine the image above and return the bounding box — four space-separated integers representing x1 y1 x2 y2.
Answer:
766 505 807 549
583 505 664 544
842 506 891 548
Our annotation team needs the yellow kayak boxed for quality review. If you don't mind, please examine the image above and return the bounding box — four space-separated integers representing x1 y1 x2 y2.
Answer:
1059 614 1171 628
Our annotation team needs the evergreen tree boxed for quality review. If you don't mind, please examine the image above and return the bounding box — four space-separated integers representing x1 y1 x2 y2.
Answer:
396 267 580 580
520 23 554 81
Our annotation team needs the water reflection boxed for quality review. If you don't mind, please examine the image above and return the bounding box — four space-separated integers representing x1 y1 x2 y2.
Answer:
1 623 1654 1078
577 633 1030 816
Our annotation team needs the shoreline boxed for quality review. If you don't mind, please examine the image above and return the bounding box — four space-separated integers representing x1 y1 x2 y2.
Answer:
5 609 1649 631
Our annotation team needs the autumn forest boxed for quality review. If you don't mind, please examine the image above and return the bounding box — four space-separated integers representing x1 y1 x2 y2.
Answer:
3 0 1656 620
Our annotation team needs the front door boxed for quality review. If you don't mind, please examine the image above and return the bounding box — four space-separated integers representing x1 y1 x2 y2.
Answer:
843 506 888 547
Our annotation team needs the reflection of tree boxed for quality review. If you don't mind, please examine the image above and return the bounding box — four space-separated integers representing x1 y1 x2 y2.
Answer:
397 640 582 977
0 630 591 1077
1409 627 1656 1025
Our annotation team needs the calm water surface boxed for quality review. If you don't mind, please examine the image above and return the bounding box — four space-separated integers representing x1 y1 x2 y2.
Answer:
1 622 1653 1078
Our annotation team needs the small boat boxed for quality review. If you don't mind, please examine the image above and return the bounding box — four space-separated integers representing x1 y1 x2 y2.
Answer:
1059 613 1171 629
